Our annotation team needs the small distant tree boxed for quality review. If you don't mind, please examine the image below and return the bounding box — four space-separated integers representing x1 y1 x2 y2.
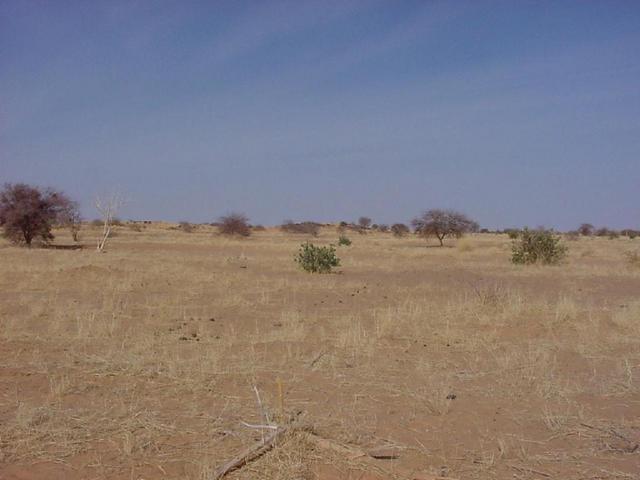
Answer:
219 213 251 237
411 209 478 246
378 224 389 233
578 223 594 236
358 217 372 229
95 192 125 252
0 183 75 247
391 223 410 237
58 200 82 242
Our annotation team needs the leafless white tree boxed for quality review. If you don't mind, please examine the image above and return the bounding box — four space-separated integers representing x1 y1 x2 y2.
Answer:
95 192 125 252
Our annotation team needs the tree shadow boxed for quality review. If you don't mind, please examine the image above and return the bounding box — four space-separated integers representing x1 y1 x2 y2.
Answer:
42 244 84 250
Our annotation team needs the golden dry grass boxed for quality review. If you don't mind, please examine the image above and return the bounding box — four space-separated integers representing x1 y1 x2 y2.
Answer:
1 224 639 479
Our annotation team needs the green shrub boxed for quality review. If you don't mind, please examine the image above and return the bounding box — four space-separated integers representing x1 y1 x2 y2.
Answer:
511 228 567 265
295 242 340 273
337 235 352 246
505 229 520 239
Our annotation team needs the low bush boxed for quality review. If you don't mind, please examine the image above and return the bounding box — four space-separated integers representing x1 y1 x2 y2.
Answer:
178 221 194 233
337 235 352 246
511 228 567 265
280 220 320 236
295 242 340 273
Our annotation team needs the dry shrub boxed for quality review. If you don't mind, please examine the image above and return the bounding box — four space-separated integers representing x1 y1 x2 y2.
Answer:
625 251 640 268
280 220 320 236
457 238 473 252
218 213 251 237
178 221 194 233
565 231 580 241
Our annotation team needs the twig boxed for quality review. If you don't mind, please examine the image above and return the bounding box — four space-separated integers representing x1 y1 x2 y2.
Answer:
210 424 290 480
253 384 271 426
240 421 278 430
508 464 551 478
309 350 328 368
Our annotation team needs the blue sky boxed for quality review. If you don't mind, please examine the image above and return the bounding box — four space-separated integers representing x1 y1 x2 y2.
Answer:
1 1 639 229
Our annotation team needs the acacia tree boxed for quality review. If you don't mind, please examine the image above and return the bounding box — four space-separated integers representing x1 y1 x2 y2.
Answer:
219 213 251 237
578 223 594 236
411 209 479 246
358 217 372 229
0 183 75 246
391 223 410 237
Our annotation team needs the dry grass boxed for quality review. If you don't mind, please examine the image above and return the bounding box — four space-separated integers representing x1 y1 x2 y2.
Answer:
0 226 639 479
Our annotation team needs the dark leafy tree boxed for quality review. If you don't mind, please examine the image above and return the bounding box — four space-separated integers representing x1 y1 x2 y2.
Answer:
411 209 479 246
0 183 74 246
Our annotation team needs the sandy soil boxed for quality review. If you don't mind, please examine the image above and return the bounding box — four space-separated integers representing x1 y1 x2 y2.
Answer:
1 224 639 479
